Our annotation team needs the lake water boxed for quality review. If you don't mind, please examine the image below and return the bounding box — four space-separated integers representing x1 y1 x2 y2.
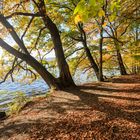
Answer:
0 80 49 111
0 71 98 111
0 70 119 111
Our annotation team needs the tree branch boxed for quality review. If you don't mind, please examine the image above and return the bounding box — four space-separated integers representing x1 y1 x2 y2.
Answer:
6 12 42 19
0 38 28 60
50 2 73 11
34 27 46 49
0 60 23 84
41 47 54 62
69 36 82 42
65 47 84 59
21 16 34 40
19 64 37 80
120 23 131 36
0 14 29 54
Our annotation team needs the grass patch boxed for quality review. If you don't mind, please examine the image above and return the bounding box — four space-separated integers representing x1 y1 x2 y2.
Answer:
7 92 30 115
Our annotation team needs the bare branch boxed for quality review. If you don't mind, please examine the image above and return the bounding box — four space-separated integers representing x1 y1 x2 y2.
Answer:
6 12 41 19
120 23 131 36
34 27 46 49
41 47 54 62
69 36 82 42
0 38 28 60
103 28 112 37
65 47 84 59
64 42 75 52
72 52 86 76
21 17 34 40
19 64 37 80
103 36 124 45
50 2 73 11
0 60 23 84
32 0 39 8
83 66 92 74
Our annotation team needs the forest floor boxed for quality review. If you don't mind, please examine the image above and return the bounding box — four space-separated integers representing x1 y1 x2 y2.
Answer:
0 75 140 140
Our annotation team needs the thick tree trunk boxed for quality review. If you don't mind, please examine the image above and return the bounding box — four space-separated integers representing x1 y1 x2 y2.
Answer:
37 0 75 88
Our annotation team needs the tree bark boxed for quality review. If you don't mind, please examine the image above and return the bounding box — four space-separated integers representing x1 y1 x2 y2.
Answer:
116 49 127 75
115 41 127 75
83 41 100 80
36 0 75 88
99 18 104 82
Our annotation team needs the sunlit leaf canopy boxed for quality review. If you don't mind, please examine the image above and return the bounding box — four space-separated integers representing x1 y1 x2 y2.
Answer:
0 0 140 85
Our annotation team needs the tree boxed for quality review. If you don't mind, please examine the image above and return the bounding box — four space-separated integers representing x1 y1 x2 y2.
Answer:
73 0 128 78
33 0 75 87
67 21 100 80
0 0 75 89
73 0 108 81
0 14 60 89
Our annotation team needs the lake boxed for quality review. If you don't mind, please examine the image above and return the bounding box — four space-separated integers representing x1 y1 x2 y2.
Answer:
0 71 98 111
0 69 119 111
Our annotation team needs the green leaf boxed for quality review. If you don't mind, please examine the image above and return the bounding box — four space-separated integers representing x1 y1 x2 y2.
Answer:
98 9 105 17
109 14 116 22
89 0 96 6
133 55 140 60
73 0 86 15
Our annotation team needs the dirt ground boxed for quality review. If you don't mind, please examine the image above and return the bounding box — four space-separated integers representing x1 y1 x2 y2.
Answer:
0 75 140 140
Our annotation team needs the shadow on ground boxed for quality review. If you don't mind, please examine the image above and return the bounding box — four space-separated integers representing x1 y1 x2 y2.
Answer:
0 83 140 140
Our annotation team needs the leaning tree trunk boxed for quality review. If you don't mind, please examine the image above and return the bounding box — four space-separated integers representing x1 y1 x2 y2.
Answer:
82 38 100 80
26 55 60 89
115 41 127 75
116 50 127 75
78 23 100 81
0 39 60 90
37 0 75 88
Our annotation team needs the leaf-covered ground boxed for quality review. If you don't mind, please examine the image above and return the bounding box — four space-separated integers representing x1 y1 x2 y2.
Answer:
0 75 140 140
